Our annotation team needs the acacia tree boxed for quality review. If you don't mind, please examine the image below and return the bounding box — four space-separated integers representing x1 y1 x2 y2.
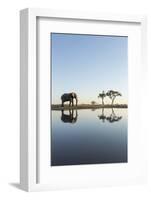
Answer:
98 91 106 105
91 101 96 105
106 90 122 105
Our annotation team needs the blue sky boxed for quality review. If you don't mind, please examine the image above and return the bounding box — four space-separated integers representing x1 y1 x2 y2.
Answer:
51 33 128 104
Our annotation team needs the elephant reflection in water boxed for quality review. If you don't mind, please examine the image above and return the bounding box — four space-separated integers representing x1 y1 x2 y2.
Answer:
98 108 122 123
61 109 78 124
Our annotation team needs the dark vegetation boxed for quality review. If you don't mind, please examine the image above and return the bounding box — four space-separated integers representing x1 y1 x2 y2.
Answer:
51 104 127 110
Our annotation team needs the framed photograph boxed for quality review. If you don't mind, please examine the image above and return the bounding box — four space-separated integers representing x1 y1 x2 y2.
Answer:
20 8 147 191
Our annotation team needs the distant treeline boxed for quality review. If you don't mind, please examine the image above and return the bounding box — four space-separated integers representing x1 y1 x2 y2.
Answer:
51 104 128 110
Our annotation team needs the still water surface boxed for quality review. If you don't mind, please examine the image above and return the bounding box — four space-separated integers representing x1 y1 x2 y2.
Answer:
51 108 127 166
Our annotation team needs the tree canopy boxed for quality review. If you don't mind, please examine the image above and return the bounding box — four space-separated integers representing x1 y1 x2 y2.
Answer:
106 90 122 105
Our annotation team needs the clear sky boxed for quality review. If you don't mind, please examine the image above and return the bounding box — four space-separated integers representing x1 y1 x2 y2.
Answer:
51 33 128 104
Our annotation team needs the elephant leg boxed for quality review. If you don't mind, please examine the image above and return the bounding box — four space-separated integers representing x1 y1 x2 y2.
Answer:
62 101 64 107
69 109 72 115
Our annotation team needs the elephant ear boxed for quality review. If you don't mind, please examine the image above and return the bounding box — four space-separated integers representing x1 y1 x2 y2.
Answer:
71 92 75 97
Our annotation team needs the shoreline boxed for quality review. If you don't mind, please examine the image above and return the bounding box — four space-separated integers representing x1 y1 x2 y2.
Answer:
51 104 128 110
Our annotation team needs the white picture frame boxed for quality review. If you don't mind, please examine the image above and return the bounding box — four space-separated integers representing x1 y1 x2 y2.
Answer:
20 8 147 192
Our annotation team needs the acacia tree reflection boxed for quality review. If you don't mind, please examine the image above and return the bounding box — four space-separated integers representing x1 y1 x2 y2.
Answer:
61 109 78 124
98 108 122 123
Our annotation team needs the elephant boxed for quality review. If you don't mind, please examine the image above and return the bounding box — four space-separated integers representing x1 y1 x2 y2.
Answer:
61 92 78 107
61 109 78 123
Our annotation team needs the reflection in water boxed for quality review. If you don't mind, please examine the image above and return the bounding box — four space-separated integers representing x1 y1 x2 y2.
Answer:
51 108 127 166
98 108 122 123
61 109 78 123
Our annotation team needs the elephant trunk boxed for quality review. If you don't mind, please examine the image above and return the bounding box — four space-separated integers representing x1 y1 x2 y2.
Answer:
76 98 78 106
